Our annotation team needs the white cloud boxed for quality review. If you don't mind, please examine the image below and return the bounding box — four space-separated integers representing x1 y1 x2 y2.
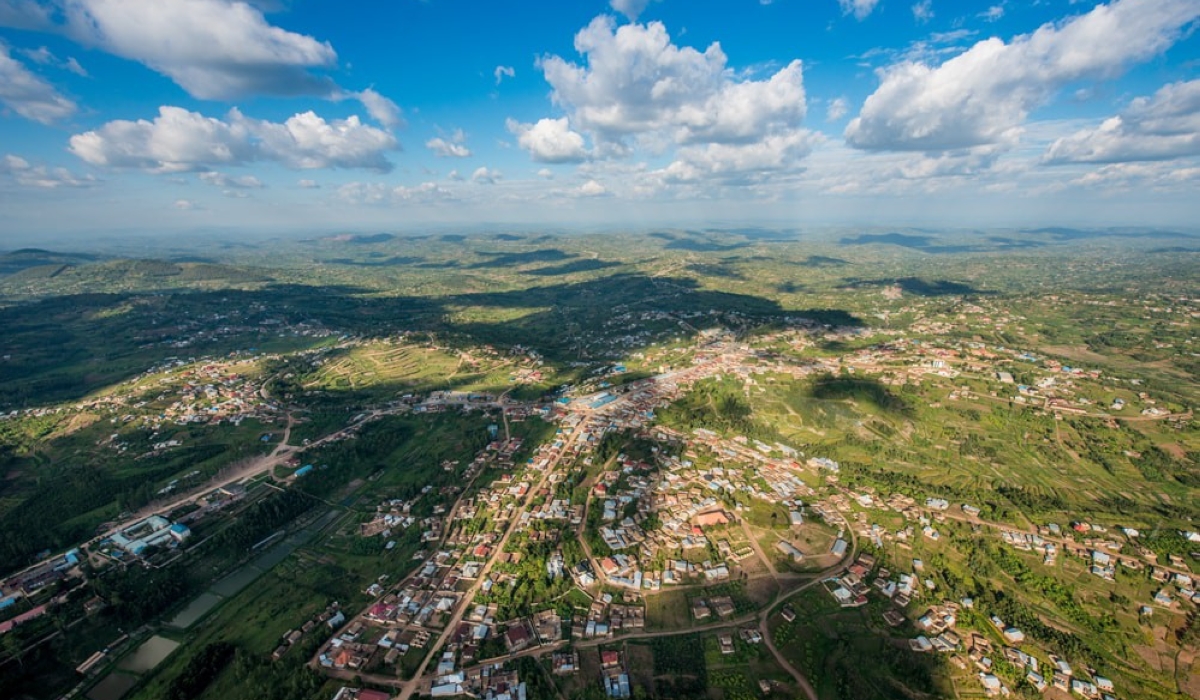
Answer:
1044 80 1200 164
610 0 655 21
0 44 76 123
839 0 880 20
298 179 319 188
1067 161 1200 189
447 169 463 181
826 97 849 122
426 129 472 158
577 179 608 196
27 0 339 100
471 166 500 184
845 0 1200 152
494 65 515 85
4 1 402 119
980 4 1004 21
912 0 933 23
659 130 817 184
19 45 88 75
173 198 198 210
538 17 807 147
69 105 398 173
337 180 454 205
0 0 52 30
19 45 51 63
346 88 403 128
62 56 86 76
199 171 263 188
2 153 93 187
517 15 814 193
537 168 554 179
506 117 589 163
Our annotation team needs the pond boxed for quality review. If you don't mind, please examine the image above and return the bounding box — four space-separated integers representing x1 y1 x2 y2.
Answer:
117 635 180 673
87 672 138 700
167 591 222 629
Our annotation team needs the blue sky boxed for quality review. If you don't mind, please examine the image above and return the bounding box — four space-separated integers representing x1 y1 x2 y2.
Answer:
0 0 1198 239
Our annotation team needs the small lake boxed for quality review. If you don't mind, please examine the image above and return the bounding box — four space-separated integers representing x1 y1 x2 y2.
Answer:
117 635 180 673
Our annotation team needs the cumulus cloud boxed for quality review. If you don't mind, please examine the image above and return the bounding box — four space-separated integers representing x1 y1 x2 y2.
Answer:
173 198 198 210
494 65 515 85
1044 80 1200 164
527 16 813 185
506 117 589 163
537 16 808 153
845 0 1200 152
426 129 472 158
298 178 319 188
33 0 335 99
839 0 880 20
537 168 554 179
69 105 397 173
658 130 816 184
2 153 94 187
0 44 76 123
3 1 404 121
471 166 500 184
826 97 849 122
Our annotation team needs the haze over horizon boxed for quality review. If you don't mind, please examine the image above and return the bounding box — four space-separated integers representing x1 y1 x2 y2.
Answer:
1 0 1199 237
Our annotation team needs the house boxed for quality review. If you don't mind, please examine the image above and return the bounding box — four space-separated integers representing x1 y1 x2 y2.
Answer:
1071 679 1099 697
979 673 1002 696
505 623 532 652
695 511 730 528
710 596 736 618
552 651 579 674
775 540 804 562
605 673 631 699
600 650 621 669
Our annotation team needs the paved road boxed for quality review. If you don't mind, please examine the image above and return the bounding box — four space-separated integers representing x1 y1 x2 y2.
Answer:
396 417 591 700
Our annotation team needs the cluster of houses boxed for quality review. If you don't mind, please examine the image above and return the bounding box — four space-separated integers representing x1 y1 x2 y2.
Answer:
430 658 528 699
598 649 631 699
273 601 343 660
967 630 1119 699
315 416 593 687
571 593 645 639
690 595 738 620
